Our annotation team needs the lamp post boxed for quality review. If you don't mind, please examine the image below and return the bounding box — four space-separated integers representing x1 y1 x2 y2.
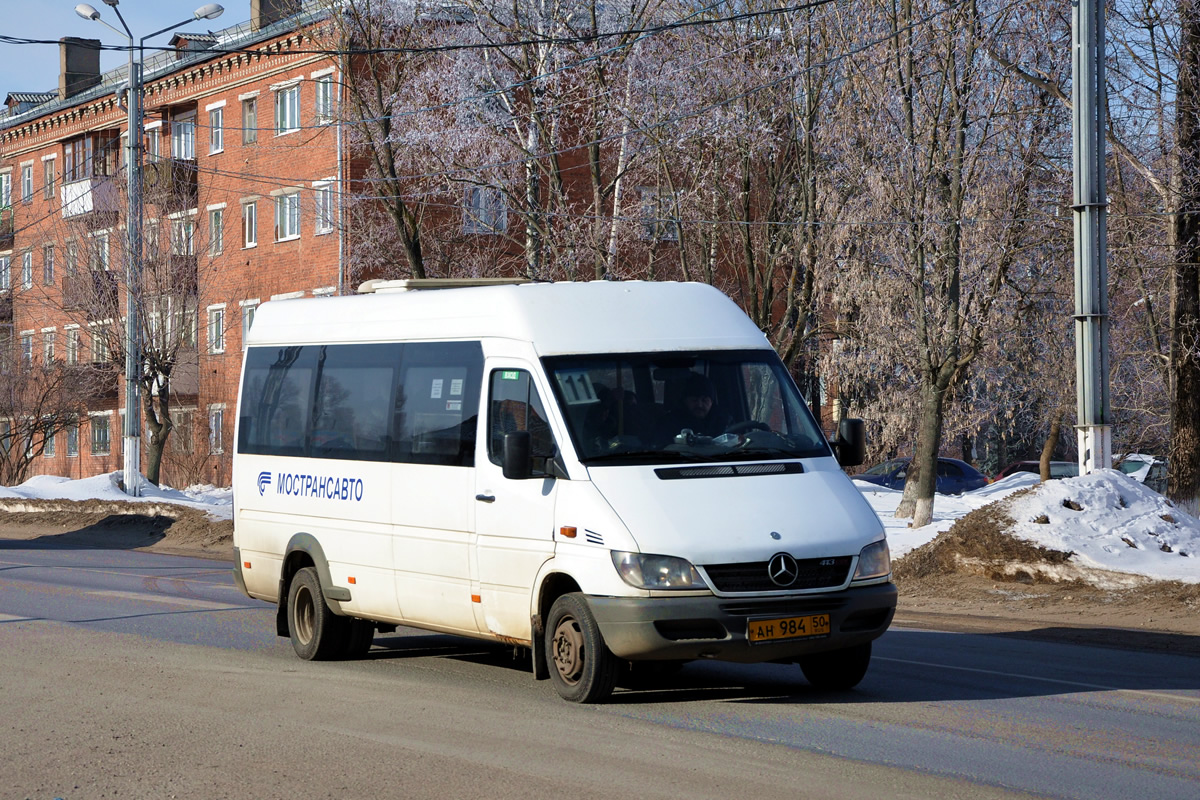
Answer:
75 0 223 496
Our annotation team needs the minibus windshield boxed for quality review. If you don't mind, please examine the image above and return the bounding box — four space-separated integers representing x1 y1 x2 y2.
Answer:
543 350 832 465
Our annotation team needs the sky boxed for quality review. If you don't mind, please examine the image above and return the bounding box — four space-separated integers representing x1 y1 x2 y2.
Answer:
1 466 1197 585
0 1 249 97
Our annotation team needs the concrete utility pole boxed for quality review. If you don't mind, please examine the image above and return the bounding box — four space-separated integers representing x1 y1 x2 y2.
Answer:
1072 0 1112 474
75 0 224 496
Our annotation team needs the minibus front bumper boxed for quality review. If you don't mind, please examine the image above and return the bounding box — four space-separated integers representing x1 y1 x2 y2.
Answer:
586 582 897 663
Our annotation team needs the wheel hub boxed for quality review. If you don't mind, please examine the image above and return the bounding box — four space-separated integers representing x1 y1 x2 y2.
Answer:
551 617 585 684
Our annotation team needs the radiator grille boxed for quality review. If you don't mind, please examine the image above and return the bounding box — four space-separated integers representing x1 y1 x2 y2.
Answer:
702 556 853 593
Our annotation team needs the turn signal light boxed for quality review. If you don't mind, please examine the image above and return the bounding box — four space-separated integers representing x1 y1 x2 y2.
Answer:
560 526 577 539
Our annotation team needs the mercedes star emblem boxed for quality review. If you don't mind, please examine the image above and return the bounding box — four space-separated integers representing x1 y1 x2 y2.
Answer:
767 553 799 587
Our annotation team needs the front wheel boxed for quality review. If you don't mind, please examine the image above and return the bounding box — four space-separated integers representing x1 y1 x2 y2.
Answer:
799 642 872 690
545 594 619 703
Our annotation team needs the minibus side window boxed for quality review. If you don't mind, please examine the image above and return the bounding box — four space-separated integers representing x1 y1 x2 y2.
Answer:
488 369 555 467
392 342 483 467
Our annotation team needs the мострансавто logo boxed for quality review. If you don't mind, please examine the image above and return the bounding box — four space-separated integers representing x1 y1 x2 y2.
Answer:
271 471 364 501
257 471 272 495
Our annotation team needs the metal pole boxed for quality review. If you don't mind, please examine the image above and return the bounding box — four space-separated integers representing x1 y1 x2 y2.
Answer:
122 41 143 496
1072 0 1112 474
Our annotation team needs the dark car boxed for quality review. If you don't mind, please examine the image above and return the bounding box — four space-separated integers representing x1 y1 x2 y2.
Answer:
855 457 989 495
994 460 1079 481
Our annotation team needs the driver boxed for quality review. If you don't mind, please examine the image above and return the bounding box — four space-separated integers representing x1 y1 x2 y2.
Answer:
663 373 731 439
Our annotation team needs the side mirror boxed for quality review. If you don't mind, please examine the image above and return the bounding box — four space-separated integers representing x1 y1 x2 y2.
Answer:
834 418 866 468
502 431 532 480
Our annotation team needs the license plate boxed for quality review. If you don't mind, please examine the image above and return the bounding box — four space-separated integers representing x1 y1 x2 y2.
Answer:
747 614 831 643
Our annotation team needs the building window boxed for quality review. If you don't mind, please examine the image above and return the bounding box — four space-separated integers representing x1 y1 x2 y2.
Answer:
208 405 225 454
42 244 54 285
314 73 334 124
209 106 224 154
91 233 109 271
242 201 257 247
208 305 225 354
0 256 8 291
66 328 80 365
21 164 33 203
43 159 55 199
66 422 79 457
275 84 300 135
91 324 110 363
171 113 196 160
43 330 55 363
90 414 111 455
242 97 258 144
275 192 300 241
639 188 680 241
209 208 224 255
65 242 79 276
463 186 507 234
241 300 258 350
64 132 120 181
21 251 32 290
43 430 55 458
145 125 162 161
0 173 10 206
170 217 195 256
19 332 33 368
314 181 334 234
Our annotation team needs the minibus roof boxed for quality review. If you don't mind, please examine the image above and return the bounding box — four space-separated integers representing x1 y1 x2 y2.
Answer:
246 280 771 355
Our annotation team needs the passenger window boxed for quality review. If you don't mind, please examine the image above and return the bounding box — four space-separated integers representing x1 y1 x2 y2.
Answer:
392 342 483 467
488 369 556 467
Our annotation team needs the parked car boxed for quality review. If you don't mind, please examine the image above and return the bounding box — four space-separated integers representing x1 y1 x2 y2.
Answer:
1114 454 1168 494
855 457 989 495
994 460 1079 481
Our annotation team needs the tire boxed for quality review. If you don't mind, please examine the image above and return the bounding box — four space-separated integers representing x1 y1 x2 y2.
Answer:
287 566 345 661
545 594 619 703
799 642 872 690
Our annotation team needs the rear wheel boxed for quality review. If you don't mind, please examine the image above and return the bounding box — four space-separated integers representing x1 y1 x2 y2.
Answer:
341 618 375 658
545 594 619 703
287 567 344 661
799 642 872 690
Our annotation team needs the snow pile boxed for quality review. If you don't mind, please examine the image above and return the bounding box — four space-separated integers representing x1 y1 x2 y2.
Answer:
0 472 233 521
859 468 1200 584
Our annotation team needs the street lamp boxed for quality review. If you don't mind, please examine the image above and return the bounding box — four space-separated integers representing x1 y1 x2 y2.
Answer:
75 0 223 496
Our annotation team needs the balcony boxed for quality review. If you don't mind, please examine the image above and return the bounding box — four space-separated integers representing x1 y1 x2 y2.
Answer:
0 292 11 323
142 158 198 212
0 207 13 249
62 271 119 316
61 176 120 225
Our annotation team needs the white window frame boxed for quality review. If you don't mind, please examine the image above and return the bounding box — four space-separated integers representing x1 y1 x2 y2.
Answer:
65 325 80 365
313 179 335 235
242 200 258 248
208 103 225 154
171 113 196 160
463 186 508 234
0 256 9 291
207 304 226 354
313 70 335 124
66 420 79 457
19 330 34 368
240 299 259 350
274 82 301 135
20 251 32 289
170 213 196 256
89 412 111 455
42 328 55 364
208 403 226 454
208 205 225 255
274 191 301 241
0 171 12 207
21 163 33 204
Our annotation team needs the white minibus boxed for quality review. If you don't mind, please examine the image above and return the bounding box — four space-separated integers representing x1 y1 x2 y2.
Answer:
232 279 895 703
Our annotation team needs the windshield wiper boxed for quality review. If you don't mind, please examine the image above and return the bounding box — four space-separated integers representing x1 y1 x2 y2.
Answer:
583 450 688 464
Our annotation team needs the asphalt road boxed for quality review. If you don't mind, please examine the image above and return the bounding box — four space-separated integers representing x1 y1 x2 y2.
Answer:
2 539 1198 800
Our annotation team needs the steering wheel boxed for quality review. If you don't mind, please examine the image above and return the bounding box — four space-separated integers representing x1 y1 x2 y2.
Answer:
726 420 770 435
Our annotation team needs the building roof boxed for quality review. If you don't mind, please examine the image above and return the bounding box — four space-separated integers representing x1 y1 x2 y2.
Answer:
5 92 58 105
0 0 327 130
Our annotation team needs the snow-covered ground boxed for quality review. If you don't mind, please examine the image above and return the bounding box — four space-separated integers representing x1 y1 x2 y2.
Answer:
1 468 1197 584
856 468 1200 584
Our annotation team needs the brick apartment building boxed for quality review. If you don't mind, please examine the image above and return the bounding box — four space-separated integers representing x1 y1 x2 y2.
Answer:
0 0 345 487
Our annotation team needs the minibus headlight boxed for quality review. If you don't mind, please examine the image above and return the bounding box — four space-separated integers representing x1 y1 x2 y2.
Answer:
853 539 891 581
611 551 707 590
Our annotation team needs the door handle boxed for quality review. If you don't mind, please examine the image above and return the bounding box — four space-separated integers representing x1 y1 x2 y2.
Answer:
475 493 495 503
